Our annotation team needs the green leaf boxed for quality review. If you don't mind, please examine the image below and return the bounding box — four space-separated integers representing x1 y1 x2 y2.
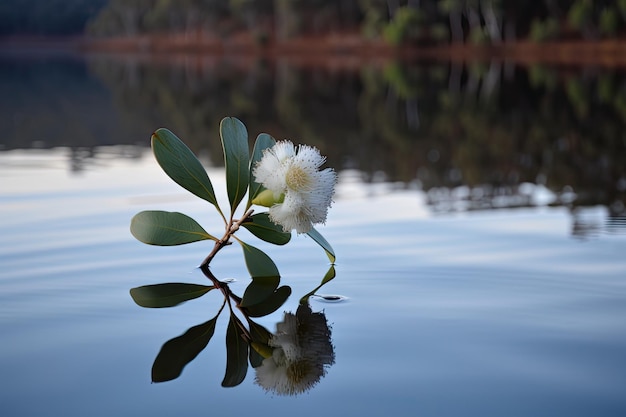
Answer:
244 286 292 318
240 276 280 307
307 227 336 263
248 133 276 205
249 344 268 368
151 128 219 208
239 240 280 278
130 210 217 246
239 240 281 307
220 117 250 212
300 265 336 304
248 320 272 368
152 317 217 382
247 320 272 345
319 264 337 286
222 315 249 387
130 283 214 308
241 213 291 245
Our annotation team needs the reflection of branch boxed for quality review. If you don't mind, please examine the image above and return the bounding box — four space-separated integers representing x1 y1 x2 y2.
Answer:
198 257 251 342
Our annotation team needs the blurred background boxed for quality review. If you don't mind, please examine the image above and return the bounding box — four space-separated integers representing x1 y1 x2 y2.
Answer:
2 0 626 235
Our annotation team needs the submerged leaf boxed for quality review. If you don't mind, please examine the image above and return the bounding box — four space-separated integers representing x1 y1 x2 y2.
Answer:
152 317 218 382
220 117 250 212
130 210 217 246
151 128 219 208
130 283 214 308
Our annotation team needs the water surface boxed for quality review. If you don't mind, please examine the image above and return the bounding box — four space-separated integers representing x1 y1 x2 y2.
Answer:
1 51 625 417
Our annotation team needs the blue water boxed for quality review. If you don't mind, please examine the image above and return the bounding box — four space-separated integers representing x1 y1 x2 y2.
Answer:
1 148 625 417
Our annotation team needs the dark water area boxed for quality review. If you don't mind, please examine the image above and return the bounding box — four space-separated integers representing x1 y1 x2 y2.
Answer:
1 50 626 417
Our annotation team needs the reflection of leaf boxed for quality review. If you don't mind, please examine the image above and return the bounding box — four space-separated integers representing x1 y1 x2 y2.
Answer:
248 320 272 345
241 276 280 307
307 227 336 263
151 128 219 208
220 117 249 212
248 320 272 368
130 210 217 245
242 213 291 245
244 286 292 317
222 315 249 387
239 240 282 307
300 265 336 303
319 264 336 286
130 283 214 308
248 133 276 206
152 317 217 382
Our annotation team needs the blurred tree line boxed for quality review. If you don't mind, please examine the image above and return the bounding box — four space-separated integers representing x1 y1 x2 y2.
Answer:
3 0 625 43
78 56 625 213
2 52 624 212
89 0 626 44
84 0 626 44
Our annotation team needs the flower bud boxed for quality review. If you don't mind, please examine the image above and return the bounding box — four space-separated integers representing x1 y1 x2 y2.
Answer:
251 189 284 207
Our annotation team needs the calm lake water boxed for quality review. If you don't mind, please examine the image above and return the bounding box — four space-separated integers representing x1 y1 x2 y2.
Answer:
1 49 626 417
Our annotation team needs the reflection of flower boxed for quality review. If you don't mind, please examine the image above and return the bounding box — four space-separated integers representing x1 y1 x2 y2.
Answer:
255 304 335 395
253 141 336 233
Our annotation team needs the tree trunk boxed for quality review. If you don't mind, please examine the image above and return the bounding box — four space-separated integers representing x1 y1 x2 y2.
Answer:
481 0 502 43
449 10 464 43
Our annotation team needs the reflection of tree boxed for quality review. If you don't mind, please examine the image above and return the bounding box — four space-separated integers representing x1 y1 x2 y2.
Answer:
85 55 626 214
0 54 147 152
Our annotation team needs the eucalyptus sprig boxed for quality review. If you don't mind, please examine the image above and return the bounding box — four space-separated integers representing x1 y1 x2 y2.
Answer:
128 117 337 387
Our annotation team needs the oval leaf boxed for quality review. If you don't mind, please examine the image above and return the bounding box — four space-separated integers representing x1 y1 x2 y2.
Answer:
130 210 217 246
307 227 336 263
130 283 214 308
239 241 280 278
249 343 269 368
240 276 280 307
151 128 219 207
241 213 291 245
247 320 273 368
220 117 250 212
152 317 217 382
244 286 292 318
247 319 272 345
222 315 249 387
248 133 276 205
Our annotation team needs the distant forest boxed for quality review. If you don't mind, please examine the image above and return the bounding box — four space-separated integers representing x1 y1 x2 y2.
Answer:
2 0 626 43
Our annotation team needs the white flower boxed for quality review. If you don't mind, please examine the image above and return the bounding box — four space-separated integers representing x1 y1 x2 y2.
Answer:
254 304 335 395
253 141 336 234
252 141 295 198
